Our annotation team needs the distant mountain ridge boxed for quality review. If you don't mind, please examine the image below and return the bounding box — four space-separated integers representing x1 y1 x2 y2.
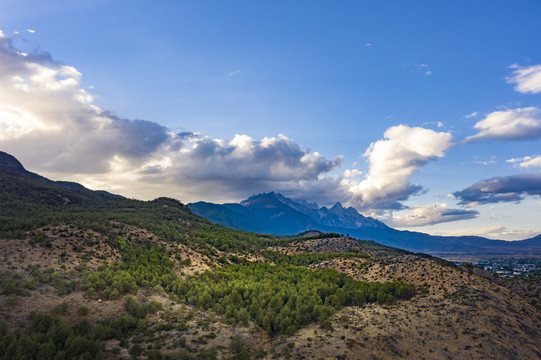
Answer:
189 192 386 236
188 192 541 255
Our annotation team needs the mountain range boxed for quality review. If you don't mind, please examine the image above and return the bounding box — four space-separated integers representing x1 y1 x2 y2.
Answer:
188 192 541 255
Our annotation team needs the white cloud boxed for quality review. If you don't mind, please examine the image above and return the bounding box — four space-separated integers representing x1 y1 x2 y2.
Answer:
27 29 36 34
464 107 541 142
78 133 345 204
472 154 496 166
0 33 170 173
342 169 362 178
389 203 478 227
415 63 431 76
422 121 444 128
506 64 541 94
507 155 541 168
163 134 343 183
465 111 479 118
347 125 454 210
0 30 343 204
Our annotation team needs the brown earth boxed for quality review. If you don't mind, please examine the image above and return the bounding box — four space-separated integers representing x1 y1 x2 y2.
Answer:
1 232 541 359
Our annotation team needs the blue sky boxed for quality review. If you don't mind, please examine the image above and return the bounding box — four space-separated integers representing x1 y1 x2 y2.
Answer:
1 0 540 240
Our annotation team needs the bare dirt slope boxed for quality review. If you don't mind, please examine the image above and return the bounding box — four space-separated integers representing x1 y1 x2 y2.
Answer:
308 254 541 359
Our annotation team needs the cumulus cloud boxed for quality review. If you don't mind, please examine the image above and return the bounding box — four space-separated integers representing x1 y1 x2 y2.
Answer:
347 125 454 210
155 134 343 185
389 203 478 227
506 64 541 94
507 155 541 168
68 134 345 204
464 107 541 142
0 32 170 173
453 172 541 206
0 30 343 203
21 141 339 204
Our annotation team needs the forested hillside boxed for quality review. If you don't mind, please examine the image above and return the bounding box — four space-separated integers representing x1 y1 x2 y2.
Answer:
1 152 540 359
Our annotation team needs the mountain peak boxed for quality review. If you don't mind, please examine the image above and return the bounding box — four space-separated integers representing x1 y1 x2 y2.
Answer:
331 202 344 210
240 192 321 212
240 192 281 206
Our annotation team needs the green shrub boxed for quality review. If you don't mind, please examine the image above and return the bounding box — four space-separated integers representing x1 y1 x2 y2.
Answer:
77 305 90 317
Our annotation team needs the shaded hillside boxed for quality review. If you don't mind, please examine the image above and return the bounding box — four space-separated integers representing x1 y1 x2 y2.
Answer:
0 151 119 196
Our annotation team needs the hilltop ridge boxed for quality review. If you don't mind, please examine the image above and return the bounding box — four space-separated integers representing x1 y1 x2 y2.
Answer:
0 151 121 196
